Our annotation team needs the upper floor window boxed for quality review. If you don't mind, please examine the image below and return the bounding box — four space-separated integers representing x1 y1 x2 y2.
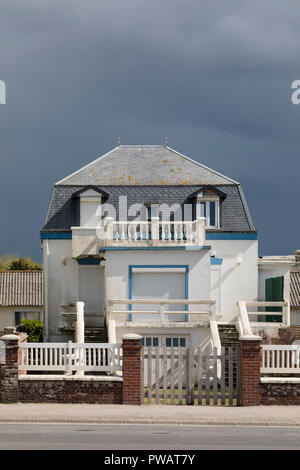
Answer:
196 198 219 228
189 186 225 229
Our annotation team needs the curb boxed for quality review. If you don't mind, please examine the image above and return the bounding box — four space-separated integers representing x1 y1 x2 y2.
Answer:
0 418 299 427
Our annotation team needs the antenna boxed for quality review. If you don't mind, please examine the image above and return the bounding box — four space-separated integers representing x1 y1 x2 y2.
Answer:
164 137 168 147
118 137 121 147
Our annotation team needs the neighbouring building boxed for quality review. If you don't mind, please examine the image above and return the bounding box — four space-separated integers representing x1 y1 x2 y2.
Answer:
0 271 43 333
41 144 295 348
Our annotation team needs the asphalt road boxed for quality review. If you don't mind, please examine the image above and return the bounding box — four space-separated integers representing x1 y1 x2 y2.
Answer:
0 423 299 450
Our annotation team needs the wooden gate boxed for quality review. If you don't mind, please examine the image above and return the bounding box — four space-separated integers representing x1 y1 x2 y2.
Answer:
141 346 240 406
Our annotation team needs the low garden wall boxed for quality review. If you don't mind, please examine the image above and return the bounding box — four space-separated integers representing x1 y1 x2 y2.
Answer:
0 334 142 405
19 375 122 404
261 379 300 405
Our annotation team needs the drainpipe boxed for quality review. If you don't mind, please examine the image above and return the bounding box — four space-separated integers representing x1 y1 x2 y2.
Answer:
43 240 49 342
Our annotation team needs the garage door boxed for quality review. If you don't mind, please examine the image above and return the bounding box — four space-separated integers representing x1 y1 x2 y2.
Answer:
131 269 186 321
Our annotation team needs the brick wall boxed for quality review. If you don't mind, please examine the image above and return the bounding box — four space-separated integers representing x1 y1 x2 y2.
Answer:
239 338 261 406
19 378 122 404
0 335 19 403
0 333 144 405
261 382 300 405
122 334 142 405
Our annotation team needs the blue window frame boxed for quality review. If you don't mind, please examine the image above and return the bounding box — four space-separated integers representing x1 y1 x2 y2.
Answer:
128 265 189 321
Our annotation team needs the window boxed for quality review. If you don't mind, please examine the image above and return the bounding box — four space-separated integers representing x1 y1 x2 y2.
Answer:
196 199 219 228
144 203 158 221
15 310 41 326
141 335 189 348
141 337 159 347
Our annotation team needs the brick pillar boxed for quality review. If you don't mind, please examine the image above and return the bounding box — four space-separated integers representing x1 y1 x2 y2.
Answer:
239 336 261 406
122 334 142 405
0 334 19 403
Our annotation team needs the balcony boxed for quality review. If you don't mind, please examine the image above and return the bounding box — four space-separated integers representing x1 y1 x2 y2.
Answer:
72 217 206 257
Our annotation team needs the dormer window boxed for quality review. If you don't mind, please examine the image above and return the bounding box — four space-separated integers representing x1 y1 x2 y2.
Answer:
196 199 219 228
72 187 109 228
80 189 102 227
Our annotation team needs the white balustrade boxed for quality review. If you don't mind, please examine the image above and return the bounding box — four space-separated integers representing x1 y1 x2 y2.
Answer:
261 345 300 374
19 342 122 374
103 217 205 247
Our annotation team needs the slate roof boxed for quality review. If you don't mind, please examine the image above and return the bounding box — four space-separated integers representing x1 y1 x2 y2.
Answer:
42 145 256 233
291 272 300 308
0 272 43 307
42 184 255 232
56 146 238 186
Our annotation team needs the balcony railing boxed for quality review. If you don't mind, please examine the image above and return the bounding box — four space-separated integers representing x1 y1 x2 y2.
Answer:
71 217 206 256
105 217 206 247
237 300 290 339
106 299 216 323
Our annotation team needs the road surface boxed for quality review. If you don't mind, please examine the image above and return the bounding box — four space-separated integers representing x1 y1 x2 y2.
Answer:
0 423 299 450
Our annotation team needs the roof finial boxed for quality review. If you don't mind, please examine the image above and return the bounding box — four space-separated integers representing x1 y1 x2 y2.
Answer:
118 137 121 147
164 137 168 147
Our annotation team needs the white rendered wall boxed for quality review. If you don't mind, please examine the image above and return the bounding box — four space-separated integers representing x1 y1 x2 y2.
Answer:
43 239 105 341
105 248 211 313
114 324 211 351
208 239 258 323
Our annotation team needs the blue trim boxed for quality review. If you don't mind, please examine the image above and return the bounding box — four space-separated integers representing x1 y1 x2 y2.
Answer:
40 232 72 240
128 265 189 322
77 257 101 266
210 257 223 265
100 246 211 252
206 233 258 240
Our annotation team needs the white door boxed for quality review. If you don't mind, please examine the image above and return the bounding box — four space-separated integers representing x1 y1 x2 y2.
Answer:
131 271 186 321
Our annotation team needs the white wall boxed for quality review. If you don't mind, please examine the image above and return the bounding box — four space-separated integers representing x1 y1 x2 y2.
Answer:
43 239 105 341
105 248 211 309
209 239 258 323
115 324 211 351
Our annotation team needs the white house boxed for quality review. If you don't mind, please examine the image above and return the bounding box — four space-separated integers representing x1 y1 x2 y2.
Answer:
41 144 293 349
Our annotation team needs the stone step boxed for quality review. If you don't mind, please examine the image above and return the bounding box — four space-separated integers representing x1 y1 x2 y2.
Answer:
84 327 108 343
217 324 239 348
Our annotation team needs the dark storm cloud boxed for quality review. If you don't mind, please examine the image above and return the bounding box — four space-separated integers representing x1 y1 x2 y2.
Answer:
0 0 299 258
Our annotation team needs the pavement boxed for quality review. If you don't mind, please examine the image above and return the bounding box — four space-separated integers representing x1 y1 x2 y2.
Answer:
0 404 299 426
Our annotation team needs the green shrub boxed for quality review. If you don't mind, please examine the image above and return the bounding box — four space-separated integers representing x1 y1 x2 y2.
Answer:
21 319 43 342
0 254 42 271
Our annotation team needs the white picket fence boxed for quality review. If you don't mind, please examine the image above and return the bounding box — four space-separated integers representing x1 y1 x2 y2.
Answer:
261 345 300 374
19 342 122 374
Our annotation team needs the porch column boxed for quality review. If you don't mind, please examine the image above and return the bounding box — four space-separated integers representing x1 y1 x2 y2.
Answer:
239 336 262 406
122 334 142 405
0 334 19 403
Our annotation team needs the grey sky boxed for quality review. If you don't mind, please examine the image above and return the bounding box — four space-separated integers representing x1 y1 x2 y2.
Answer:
0 0 299 260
